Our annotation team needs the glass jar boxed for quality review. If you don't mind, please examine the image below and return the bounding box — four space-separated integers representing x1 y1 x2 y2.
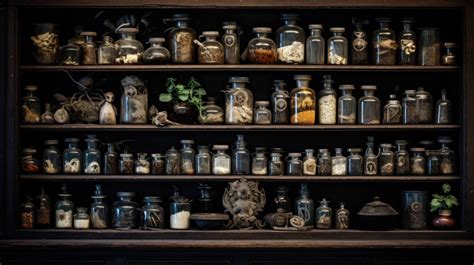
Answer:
120 76 148 124
222 22 241 64
335 202 350 229
22 148 40 174
351 18 369 65
379 144 395 176
63 138 82 174
55 184 74 229
165 146 181 175
212 145 231 175
180 140 195 175
316 198 332 229
141 196 165 230
80 31 97 65
337 84 356 124
306 24 325 65
103 143 118 175
232 135 250 174
196 31 224 64
286 153 303 176
252 147 268 175
364 137 378 175
164 14 196 63
90 185 108 229
358 85 381 124
135 153 150 175
319 75 337 124
36 187 51 228
98 35 116 64
442 42 457 65
40 103 55 124
83 136 101 175
170 191 191 230
328 27 348 65
331 148 347 176
22 85 41 124
303 149 317 176
254 101 272 125
119 153 134 175
195 146 211 175
426 150 440 175
60 39 80 65
295 183 314 227
20 195 35 229
74 207 90 229
151 153 165 175
271 80 290 124
197 183 213 212
317 149 332 176
373 17 396 65
143 37 170 64
269 152 284 176
415 87 433 124
402 90 418 124
383 94 402 124
112 192 138 229
436 89 452 124
346 148 364 176
115 27 144 64
399 17 417 65
290 75 316 125
246 27 277 64
438 136 455 175
31 23 59 64
43 139 61 174
418 27 440 66
410 148 426 175
224 77 253 124
395 140 410 175
276 13 305 64
274 186 290 212
199 97 224 124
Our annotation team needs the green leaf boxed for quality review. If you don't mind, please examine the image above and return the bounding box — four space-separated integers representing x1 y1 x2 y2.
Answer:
430 206 439 212
178 94 189 101
159 93 173 102
432 194 442 199
176 84 185 91
180 89 191 96
196 88 207 96
446 195 459 206
442 184 451 194
430 198 441 207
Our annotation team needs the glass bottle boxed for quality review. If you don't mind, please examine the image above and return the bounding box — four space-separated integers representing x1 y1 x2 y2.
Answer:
317 149 332 176
151 153 165 175
442 42 457 65
22 148 41 174
274 186 290 212
135 153 150 175
165 146 181 175
199 97 224 125
252 147 268 175
22 85 41 124
212 145 231 175
246 27 277 64
319 75 337 124
351 18 369 65
164 14 196 63
316 198 332 229
358 85 381 124
331 148 347 176
40 103 55 124
143 37 170 64
197 183 213 213
395 140 410 175
141 196 165 230
63 138 82 174
97 35 116 64
20 195 35 229
80 31 97 65
254 101 272 125
31 23 59 64
103 143 118 175
327 27 348 65
43 139 61 174
373 17 396 65
269 152 284 176
415 87 433 124
83 136 101 175
55 184 74 229
438 136 455 175
347 148 363 176
224 77 253 124
169 188 191 229
115 27 144 64
90 185 108 229
120 76 148 124
74 207 90 229
290 75 316 125
232 135 250 175
418 28 440 66
196 31 224 64
426 150 440 175
35 187 51 228
60 39 80 65
383 94 402 124
335 202 350 229
402 90 418 124
295 183 315 227
222 21 241 64
379 144 395 176
195 146 211 175
276 13 305 64
410 148 426 175
306 24 325 65
271 80 290 124
436 89 452 124
180 140 195 175
364 137 378 176
286 153 303 176
399 17 417 65
119 153 134 175
303 149 317 176
337 84 356 124
112 192 138 229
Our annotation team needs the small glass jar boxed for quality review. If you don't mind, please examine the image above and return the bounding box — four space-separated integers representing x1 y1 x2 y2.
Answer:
395 140 410 175
276 13 305 64
141 196 165 230
274 186 290 212
143 37 170 64
335 202 350 229
90 185 108 229
83 136 101 175
247 27 277 64
410 148 426 175
287 153 303 176
135 153 150 175
438 136 455 175
290 75 316 125
316 198 332 229
31 23 59 64
319 75 337 125
74 207 90 229
271 80 290 124
55 184 74 229
199 97 224 125
222 22 241 64
415 87 433 124
164 14 196 64
22 85 41 124
442 42 457 65
103 143 118 175
328 27 348 65
426 150 440 175
436 89 453 124
383 94 402 124
80 31 97 65
195 146 211 175
63 138 82 174
351 18 369 65
306 24 325 65
232 135 250 174
303 149 317 176
180 140 195 175
22 148 41 174
254 101 272 125
337 84 356 124
347 148 363 176
212 145 231 175
379 144 395 176
20 195 35 229
43 139 61 174
119 153 134 175
40 103 55 124
170 191 191 230
165 146 181 175
358 85 381 125
331 148 347 176
317 149 332 176
373 17 396 65
120 76 148 124
151 153 165 175
269 152 284 176
295 183 314 227
252 147 268 175
364 137 378 176
97 35 116 64
402 90 418 124
36 187 51 228
115 27 144 64
112 192 139 230
196 31 224 64
60 39 80 65
399 17 417 65
418 28 440 66
224 77 253 125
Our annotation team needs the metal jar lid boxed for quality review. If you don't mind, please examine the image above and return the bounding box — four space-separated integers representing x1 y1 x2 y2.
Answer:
357 197 399 216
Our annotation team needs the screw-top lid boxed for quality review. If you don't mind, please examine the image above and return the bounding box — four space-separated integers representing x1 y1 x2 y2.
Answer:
255 101 270 106
116 27 139 33
294 75 311 81
223 22 237 30
91 185 105 199
438 136 453 144
280 13 300 20
410 147 426 152
213 144 229 150
24 85 38 92
197 145 209 151
252 27 272 34
180 139 195 145
143 196 162 203
64 138 80 143
376 17 392 23
401 17 415 23
308 24 323 30
255 147 266 153
117 192 135 197
348 148 362 153
80 31 97 37
288 152 302 157
148 37 165 43
228 76 249 83
380 143 393 148
361 85 377 90
271 147 284 153
44 139 59 145
330 27 345 33
201 31 219 36
444 42 457 48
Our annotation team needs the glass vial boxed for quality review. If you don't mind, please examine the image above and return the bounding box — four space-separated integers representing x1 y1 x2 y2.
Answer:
338 84 356 124
180 140 195 175
331 148 347 176
442 42 457 65
195 146 211 175
319 75 337 125
224 77 253 124
80 31 97 65
276 13 305 64
303 149 317 176
271 80 290 124
290 75 316 124
22 85 41 124
379 143 395 176
90 185 108 229
135 153 150 175
410 148 426 175
83 136 101 175
222 21 241 64
364 137 378 176
306 24 325 65
418 27 440 66
20 195 35 229
347 148 363 176
399 17 417 65
426 150 440 175
275 186 291 212
254 101 272 125
43 139 61 174
246 27 277 64
197 183 213 213
402 90 418 124
55 184 74 229
165 146 181 175
74 207 90 229
351 18 369 65
103 143 118 175
395 140 410 175
328 27 348 65
40 103 55 124
287 153 303 176
383 94 402 124
373 17 396 65
63 138 82 174
335 202 350 229
316 198 332 229
435 89 452 124
415 87 433 124
141 196 165 230
232 135 250 175
98 35 116 64
438 136 455 175
212 145 231 175
164 14 196 64
269 152 284 176
358 85 381 124
317 149 332 176
295 183 314 227
36 187 51 228
252 147 268 175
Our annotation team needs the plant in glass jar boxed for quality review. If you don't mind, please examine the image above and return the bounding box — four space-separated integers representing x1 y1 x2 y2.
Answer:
430 183 458 229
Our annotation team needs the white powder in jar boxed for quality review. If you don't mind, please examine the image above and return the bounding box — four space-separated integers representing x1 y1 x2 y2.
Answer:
74 219 90 229
170 210 190 229
55 210 73 228
319 95 337 124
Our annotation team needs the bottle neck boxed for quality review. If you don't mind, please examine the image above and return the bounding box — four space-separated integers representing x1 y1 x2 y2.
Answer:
119 196 132 202
397 144 407 151
120 33 136 40
86 141 98 150
310 29 322 36
224 29 235 35
150 43 163 48
198 148 209 154
176 20 190 29
84 36 95 43
67 142 79 149
332 32 343 37
283 19 297 26
204 36 217 41
341 89 353 96
93 197 104 203
295 80 309 88
255 32 269 38
45 104 51 112
403 23 413 31
230 82 247 89
379 22 391 29
364 90 375 96
107 145 115 153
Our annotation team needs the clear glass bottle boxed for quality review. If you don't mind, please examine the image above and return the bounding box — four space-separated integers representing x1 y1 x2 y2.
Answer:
141 196 165 230
415 87 433 124
169 189 191 229
287 153 303 176
31 23 59 64
335 202 350 229
426 150 440 175
97 35 116 64
410 148 426 175
22 85 41 124
165 146 181 175
224 76 253 124
55 184 74 229
63 138 82 174
22 148 41 174
276 13 305 64
331 148 347 176
232 135 250 174
112 192 138 229
337 84 356 124
383 94 402 124
212 145 231 175
246 27 277 64
317 149 332 176
399 17 416 65
306 24 325 65
436 89 452 124
303 149 317 176
20 195 35 229
364 137 378 176
271 80 290 124
35 187 51 228
347 148 364 176
402 90 418 124
379 143 395 176
196 31 224 64
442 42 457 65
274 186 290 212
269 152 284 176
60 39 80 65
119 153 134 175
103 143 118 175
373 17 396 65
222 22 241 64
295 183 314 227
252 147 268 175
80 31 97 65
164 14 196 63
40 103 55 124
199 97 224 124
418 28 440 66
319 75 337 125
83 136 101 175
358 85 381 124
151 153 165 175
43 139 61 174
135 153 150 175
254 101 272 125
290 75 316 125
120 76 148 124
195 146 211 175
316 198 332 229
328 27 348 65
438 136 455 175
143 37 170 64
395 140 410 175
351 18 369 65
115 27 144 64
74 207 90 229
180 140 195 175
90 185 108 229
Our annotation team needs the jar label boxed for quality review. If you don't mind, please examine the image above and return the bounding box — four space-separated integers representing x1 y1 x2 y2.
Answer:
275 98 288 112
224 35 236 47
353 32 367 52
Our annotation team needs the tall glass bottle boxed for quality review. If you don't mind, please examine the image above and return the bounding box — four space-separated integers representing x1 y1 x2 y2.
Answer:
164 14 196 63
119 152 134 175
274 186 290 212
435 89 452 124
331 148 347 176
36 187 51 228
395 140 410 175
269 151 284 176
55 184 74 229
306 24 325 65
438 136 455 175
399 17 417 65
115 27 144 64
90 185 108 229
196 31 224 64
402 90 418 124
426 150 440 175
379 144 395 176
373 17 396 65
316 198 332 229
22 148 40 174
246 27 277 64
180 140 195 175
303 149 317 176
351 18 369 65
63 138 82 174
271 80 290 124
287 153 303 176
83 136 101 175
224 77 253 124
222 22 241 64
415 87 433 124
232 135 250 175
383 94 402 124
338 84 356 124
358 85 381 124
276 14 305 64
418 28 440 66
328 27 348 65
364 137 378 175
43 139 61 174
103 143 118 175
20 195 35 229
319 75 337 125
22 85 41 123
295 183 314 227
97 35 116 64
80 31 97 65
347 148 363 176
290 75 316 125
317 149 332 176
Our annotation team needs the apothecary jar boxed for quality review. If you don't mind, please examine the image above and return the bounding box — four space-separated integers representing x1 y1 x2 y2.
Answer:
224 77 253 125
373 17 397 65
290 75 315 125
327 27 348 65
199 97 224 125
164 14 197 64
141 196 165 230
196 31 224 64
143 37 170 64
112 192 139 230
276 13 305 64
43 139 61 174
247 27 277 64
115 27 144 64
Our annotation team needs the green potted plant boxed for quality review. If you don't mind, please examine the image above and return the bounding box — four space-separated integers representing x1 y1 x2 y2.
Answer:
430 183 458 229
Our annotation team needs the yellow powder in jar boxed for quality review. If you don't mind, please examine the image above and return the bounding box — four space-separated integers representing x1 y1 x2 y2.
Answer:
291 111 315 124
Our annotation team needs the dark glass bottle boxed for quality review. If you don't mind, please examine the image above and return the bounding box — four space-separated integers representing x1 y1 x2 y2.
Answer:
364 137 378 176
22 85 41 124
373 17 397 65
222 21 241 64
269 152 284 176
276 13 305 64
20 195 35 229
286 153 303 176
395 140 410 175
316 198 332 229
151 153 165 175
43 139 61 174
274 186 290 212
271 80 290 124
90 185 108 229
426 150 440 176
35 187 51 228
438 136 455 175
402 90 418 124
103 143 118 175
435 89 452 124
295 183 314 227
83 136 101 175
442 42 457 65
379 143 395 176
347 148 363 176
232 135 250 175
197 183 213 213
112 192 138 230
399 17 417 65
22 148 40 174
351 18 369 65
63 138 82 174
317 149 332 176
119 152 134 175
80 31 97 65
